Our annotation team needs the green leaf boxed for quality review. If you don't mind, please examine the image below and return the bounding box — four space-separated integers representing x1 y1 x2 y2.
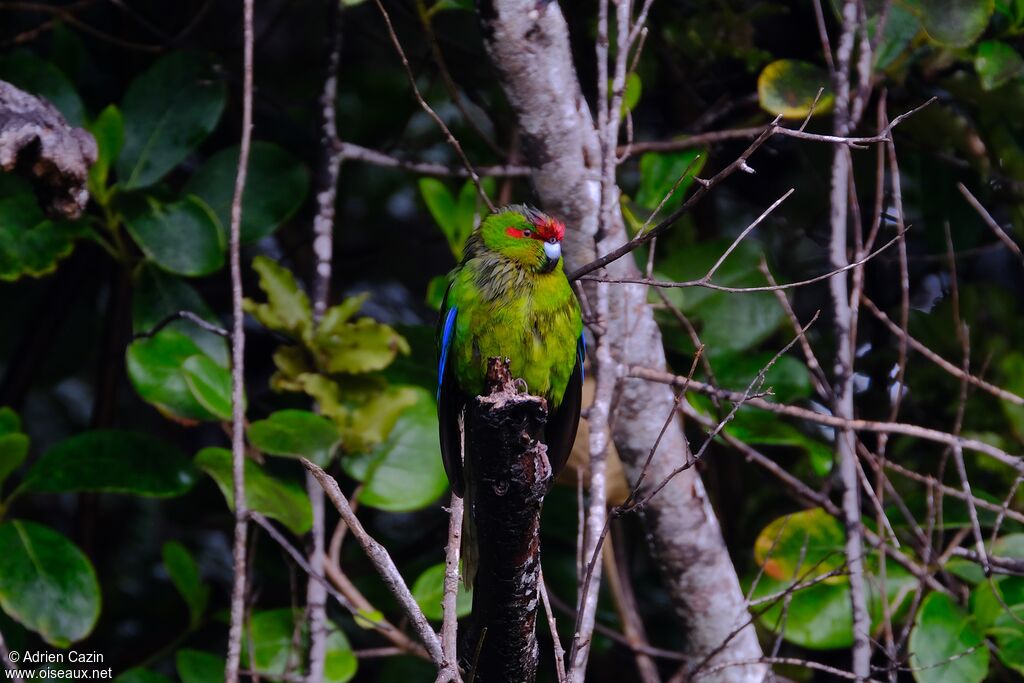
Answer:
975 40 1024 90
752 576 855 649
244 256 312 339
420 178 463 259
757 59 835 119
126 329 219 422
711 353 812 404
162 542 209 628
340 385 420 454
909 592 989 683
176 650 225 683
341 388 448 512
182 354 235 421
412 563 473 621
132 264 228 365
324 626 358 683
723 408 834 476
122 195 225 277
874 3 922 70
88 105 125 201
452 179 493 259
635 150 706 214
426 275 450 311
0 407 29 487
921 0 995 47
0 175 84 282
247 410 341 466
243 610 357 683
117 52 226 189
316 317 411 375
0 52 85 126
753 508 846 582
114 670 173 683
195 447 312 535
0 520 100 647
184 142 310 243
656 239 786 355
23 430 197 496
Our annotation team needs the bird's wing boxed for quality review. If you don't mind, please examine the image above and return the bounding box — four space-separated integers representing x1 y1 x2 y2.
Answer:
437 287 467 497
546 335 585 478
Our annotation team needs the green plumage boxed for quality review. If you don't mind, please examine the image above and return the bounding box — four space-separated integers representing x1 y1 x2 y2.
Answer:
446 225 581 407
437 205 584 587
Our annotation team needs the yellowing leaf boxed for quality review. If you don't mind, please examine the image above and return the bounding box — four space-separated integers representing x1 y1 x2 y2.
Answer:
758 59 835 119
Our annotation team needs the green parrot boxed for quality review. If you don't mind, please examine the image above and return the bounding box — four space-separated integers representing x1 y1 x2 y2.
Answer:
437 204 585 586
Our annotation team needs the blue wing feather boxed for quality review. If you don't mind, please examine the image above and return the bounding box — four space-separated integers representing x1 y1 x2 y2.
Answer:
437 306 458 399
577 334 586 383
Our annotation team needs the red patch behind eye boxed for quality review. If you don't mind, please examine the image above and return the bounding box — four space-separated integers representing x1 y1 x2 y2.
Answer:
505 213 566 241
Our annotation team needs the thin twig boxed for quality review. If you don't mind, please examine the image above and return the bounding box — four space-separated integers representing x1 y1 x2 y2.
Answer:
302 459 444 666
435 494 464 683
132 310 230 340
369 0 494 211
225 0 254 679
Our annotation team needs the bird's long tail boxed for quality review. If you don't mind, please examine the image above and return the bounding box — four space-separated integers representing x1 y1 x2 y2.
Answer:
461 432 478 589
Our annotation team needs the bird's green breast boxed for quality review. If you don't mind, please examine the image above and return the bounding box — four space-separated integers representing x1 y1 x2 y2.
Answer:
448 256 581 406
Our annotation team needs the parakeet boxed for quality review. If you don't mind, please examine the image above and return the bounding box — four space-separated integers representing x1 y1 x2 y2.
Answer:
437 204 585 586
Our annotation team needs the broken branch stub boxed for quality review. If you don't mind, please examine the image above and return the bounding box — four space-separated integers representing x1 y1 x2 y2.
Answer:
0 80 97 219
461 357 552 683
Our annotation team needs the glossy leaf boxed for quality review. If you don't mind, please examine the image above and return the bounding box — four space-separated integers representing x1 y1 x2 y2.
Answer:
753 508 846 582
123 195 225 277
909 592 989 683
724 408 833 476
176 650 225 683
163 541 209 628
341 388 447 511
117 52 226 189
0 520 100 647
758 59 835 118
975 41 1024 91
244 256 312 339
243 609 357 683
921 0 994 47
184 142 310 243
132 264 228 365
23 430 197 496
412 562 473 620
420 179 463 259
247 410 341 466
0 407 29 487
635 150 706 213
182 354 234 420
0 176 83 282
195 447 312 535
126 329 219 422
0 52 85 126
88 105 124 201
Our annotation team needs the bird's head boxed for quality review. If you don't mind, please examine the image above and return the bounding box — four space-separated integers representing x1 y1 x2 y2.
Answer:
479 205 566 274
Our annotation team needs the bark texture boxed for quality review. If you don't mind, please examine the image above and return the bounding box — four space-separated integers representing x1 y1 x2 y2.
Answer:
462 358 550 683
0 80 96 219
477 2 765 679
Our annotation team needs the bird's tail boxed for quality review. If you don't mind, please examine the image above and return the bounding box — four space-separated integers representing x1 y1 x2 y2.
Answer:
461 444 478 589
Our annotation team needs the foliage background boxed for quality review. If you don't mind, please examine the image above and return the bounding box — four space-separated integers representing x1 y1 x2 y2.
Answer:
1 0 1024 681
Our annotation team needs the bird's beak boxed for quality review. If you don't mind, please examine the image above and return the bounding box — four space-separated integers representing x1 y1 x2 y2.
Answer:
541 241 562 273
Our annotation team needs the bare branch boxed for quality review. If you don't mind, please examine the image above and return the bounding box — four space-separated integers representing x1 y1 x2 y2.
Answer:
225 0 255 679
303 459 444 665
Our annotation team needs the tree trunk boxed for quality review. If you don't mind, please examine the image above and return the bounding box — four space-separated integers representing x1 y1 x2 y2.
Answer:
476 2 766 679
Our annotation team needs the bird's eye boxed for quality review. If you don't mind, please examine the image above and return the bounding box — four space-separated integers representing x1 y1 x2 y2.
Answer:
522 229 532 238
548 237 557 244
